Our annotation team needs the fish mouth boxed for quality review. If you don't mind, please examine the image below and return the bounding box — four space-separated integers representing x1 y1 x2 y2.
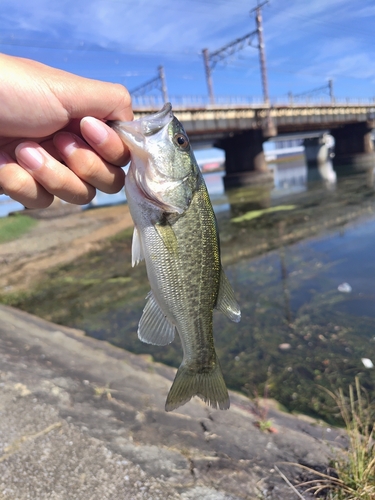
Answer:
109 103 173 149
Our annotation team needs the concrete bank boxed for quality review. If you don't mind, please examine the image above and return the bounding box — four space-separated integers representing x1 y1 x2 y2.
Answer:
0 305 345 499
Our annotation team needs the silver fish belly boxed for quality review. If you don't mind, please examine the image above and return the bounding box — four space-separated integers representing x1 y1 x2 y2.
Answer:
110 103 240 411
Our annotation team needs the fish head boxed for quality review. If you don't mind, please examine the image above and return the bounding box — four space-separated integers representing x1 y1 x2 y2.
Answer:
110 103 199 214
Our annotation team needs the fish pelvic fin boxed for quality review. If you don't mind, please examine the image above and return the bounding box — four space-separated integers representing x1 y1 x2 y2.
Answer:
138 291 175 346
131 226 144 267
165 360 230 412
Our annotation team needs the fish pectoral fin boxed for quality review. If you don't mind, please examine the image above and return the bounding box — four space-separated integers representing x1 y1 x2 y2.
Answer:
132 226 144 267
165 360 230 412
138 291 175 346
155 222 178 255
216 268 241 323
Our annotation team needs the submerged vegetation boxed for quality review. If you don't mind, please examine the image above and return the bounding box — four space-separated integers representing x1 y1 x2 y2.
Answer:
1 174 375 422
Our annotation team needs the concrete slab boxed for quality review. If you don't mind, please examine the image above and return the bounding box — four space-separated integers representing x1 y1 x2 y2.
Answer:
0 305 345 499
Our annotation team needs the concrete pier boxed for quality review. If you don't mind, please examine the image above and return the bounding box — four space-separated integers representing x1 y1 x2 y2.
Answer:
303 134 333 168
215 130 273 189
331 121 375 171
304 134 337 185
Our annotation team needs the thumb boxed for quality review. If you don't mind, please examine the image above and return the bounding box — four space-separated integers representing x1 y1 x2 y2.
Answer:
56 77 134 122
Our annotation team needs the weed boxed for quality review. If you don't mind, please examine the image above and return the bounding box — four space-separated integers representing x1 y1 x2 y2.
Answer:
245 383 278 434
294 378 375 499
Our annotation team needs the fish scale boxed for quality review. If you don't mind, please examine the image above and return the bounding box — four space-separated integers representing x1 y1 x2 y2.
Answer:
110 103 240 412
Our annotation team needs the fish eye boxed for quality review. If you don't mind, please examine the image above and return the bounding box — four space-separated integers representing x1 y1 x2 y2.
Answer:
174 133 189 150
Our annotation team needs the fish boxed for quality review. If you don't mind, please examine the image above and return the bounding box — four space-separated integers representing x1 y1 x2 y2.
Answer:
110 103 240 412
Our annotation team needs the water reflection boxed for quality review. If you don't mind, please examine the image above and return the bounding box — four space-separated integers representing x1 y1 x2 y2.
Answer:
307 160 337 189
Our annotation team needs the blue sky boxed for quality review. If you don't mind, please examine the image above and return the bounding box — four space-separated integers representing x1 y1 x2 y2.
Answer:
0 0 374 104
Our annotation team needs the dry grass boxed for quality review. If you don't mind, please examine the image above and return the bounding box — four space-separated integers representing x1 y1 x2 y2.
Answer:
294 378 375 499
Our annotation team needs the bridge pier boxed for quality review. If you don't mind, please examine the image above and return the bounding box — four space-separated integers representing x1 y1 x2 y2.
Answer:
303 134 332 167
331 121 375 171
215 130 273 189
303 134 336 185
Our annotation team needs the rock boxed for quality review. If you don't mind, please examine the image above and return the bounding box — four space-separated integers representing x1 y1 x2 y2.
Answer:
0 304 346 500
361 358 374 369
278 343 292 351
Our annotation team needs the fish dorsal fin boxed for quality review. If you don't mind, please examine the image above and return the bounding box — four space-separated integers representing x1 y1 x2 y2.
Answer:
216 269 241 323
132 226 144 267
138 291 175 345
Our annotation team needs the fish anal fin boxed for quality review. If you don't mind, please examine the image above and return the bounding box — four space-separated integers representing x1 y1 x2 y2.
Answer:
216 268 241 323
165 360 230 412
138 291 175 346
132 226 144 267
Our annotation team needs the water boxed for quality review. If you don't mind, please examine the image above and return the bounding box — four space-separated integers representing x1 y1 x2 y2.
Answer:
5 159 375 422
0 196 24 217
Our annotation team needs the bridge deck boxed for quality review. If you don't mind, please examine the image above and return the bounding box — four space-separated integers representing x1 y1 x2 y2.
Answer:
134 103 375 139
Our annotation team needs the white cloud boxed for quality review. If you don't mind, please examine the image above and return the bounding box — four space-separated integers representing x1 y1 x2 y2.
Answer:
355 5 375 17
0 0 255 55
1 0 374 97
296 36 375 85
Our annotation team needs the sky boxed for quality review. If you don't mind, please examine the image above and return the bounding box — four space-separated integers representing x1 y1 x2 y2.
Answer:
0 0 374 106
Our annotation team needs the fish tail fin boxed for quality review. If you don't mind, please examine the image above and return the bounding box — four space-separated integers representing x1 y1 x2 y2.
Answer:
165 360 230 412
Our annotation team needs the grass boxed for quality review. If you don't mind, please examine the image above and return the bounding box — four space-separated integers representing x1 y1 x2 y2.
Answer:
0 214 37 243
294 378 375 499
244 383 278 434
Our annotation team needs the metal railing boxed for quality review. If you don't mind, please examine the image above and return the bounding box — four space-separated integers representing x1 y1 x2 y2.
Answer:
132 94 375 110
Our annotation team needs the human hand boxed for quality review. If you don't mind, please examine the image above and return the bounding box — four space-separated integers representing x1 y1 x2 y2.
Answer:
0 53 133 208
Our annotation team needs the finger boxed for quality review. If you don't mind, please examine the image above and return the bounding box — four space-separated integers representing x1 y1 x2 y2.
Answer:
0 152 54 208
80 117 130 166
15 142 96 205
58 80 133 122
53 132 125 194
39 138 64 162
0 137 62 161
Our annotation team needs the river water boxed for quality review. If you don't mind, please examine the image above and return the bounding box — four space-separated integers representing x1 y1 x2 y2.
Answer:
5 158 375 421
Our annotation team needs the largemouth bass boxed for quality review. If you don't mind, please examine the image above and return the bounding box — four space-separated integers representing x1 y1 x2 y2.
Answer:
110 103 240 411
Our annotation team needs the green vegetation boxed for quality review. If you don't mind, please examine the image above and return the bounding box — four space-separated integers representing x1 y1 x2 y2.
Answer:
0 214 37 243
231 205 297 223
297 379 375 499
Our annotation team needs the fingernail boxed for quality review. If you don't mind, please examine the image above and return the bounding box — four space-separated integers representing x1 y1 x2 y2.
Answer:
81 117 109 145
54 133 79 158
16 144 44 171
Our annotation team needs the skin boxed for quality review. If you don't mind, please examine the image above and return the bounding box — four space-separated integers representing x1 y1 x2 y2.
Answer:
0 53 133 208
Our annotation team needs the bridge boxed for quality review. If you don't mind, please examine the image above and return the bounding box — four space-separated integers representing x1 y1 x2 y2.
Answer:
133 99 375 188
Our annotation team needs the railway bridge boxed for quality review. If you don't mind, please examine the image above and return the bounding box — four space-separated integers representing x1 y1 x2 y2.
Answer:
134 102 375 187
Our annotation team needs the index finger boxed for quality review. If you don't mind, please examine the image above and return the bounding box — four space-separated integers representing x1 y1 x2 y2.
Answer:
80 117 130 166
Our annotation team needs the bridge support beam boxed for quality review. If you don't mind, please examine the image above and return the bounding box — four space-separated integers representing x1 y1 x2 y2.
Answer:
331 121 375 171
215 130 273 189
